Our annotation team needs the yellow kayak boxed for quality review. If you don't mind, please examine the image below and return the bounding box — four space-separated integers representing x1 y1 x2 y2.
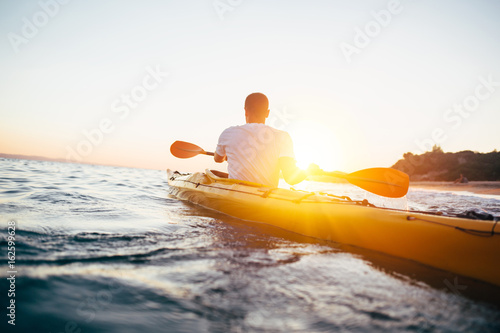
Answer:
167 169 500 286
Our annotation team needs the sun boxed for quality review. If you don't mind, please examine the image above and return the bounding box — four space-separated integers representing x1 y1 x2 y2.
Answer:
288 121 342 172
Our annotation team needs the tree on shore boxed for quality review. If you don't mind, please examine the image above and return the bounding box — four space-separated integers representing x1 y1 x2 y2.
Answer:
391 146 500 181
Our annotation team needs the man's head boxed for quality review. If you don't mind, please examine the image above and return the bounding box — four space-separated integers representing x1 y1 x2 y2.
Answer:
244 93 269 123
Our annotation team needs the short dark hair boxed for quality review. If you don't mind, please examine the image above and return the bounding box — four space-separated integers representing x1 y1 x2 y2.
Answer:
245 93 269 114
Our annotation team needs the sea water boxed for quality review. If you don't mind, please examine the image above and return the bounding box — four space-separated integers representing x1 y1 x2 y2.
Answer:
0 158 499 332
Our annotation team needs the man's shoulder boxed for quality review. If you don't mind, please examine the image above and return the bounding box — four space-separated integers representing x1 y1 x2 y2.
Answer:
220 124 291 138
220 125 241 135
270 126 290 136
245 123 290 134
265 125 291 139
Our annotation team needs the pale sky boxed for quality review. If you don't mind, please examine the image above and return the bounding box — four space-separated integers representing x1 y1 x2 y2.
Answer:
1 0 499 172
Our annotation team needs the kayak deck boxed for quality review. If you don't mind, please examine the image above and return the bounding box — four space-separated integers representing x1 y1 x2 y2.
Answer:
167 169 500 286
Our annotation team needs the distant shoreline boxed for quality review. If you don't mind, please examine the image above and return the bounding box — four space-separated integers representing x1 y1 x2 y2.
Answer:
410 181 500 195
0 154 158 171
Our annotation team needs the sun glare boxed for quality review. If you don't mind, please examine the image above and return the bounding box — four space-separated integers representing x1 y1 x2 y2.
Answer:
288 121 342 172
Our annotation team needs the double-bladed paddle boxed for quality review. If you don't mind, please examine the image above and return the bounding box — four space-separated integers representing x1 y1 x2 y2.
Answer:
169 141 409 198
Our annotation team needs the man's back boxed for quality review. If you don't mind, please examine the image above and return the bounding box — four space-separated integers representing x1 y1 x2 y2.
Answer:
215 123 294 187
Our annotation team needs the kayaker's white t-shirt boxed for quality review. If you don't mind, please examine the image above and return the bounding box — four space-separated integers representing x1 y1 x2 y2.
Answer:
215 123 295 187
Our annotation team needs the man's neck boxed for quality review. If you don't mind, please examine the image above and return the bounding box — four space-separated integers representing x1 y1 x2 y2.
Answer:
246 117 266 124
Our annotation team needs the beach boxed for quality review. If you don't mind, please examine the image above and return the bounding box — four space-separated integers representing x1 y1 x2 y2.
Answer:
410 181 500 196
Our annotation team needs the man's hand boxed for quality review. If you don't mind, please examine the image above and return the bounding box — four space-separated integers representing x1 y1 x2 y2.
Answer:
306 163 323 177
214 152 227 163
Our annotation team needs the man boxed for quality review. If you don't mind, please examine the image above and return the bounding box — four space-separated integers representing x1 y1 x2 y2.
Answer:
214 92 318 187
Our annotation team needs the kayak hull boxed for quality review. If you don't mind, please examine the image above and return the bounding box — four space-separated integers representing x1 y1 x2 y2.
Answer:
167 169 500 286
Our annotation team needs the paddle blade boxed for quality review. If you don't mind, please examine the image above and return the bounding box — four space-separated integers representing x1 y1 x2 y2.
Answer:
170 141 206 159
347 168 409 198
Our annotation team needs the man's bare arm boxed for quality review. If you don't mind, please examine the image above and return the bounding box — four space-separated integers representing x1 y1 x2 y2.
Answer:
279 157 323 185
279 157 307 185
